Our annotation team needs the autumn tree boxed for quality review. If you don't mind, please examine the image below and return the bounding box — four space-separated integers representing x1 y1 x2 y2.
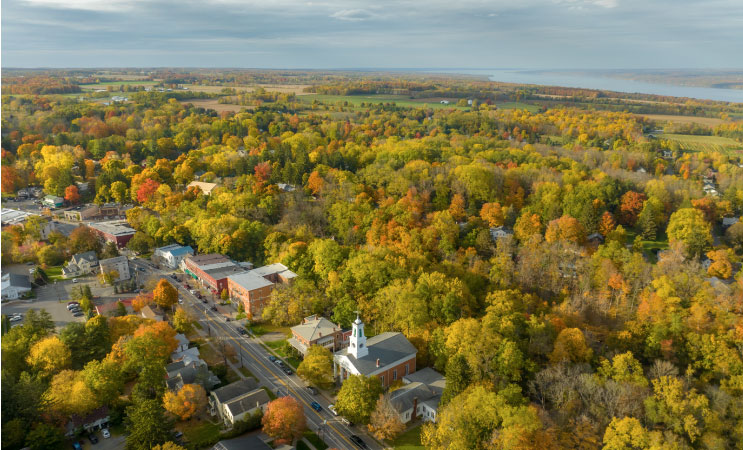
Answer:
666 208 712 258
368 394 405 441
163 384 207 420
68 226 102 255
549 328 593 364
598 211 617 236
618 191 646 226
172 307 195 334
261 396 307 444
441 353 471 406
153 279 178 309
27 336 70 375
64 185 80 204
706 249 732 279
136 178 161 204
296 345 334 388
514 212 542 242
545 215 586 244
126 398 173 450
335 375 384 424
44 370 98 416
132 293 154 312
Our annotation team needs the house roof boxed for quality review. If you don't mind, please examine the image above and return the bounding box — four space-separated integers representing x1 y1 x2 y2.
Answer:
291 315 340 342
175 333 189 348
337 332 417 376
185 254 231 269
141 305 162 321
210 378 259 404
188 181 218 194
389 382 439 412
228 271 274 291
71 251 98 265
67 406 110 430
1 208 41 226
2 273 32 289
213 435 272 450
171 347 201 365
402 367 446 394
94 299 132 316
223 388 271 417
88 221 135 237
722 217 739 226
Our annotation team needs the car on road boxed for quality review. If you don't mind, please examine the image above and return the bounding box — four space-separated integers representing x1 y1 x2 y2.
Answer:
210 306 218 311
89 434 99 444
201 298 208 304
310 401 323 412
101 429 110 439
268 355 277 362
306 386 318 395
283 367 293 375
10 315 23 322
72 442 83 450
72 278 78 283
341 417 353 427
275 359 284 367
189 289 197 295
178 298 183 304
350 435 368 449
237 328 247 335
328 404 338 416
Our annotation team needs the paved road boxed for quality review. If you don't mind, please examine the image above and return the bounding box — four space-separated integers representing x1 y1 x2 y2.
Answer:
134 258 381 450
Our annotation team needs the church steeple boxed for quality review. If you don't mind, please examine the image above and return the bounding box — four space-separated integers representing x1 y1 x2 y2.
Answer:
349 312 368 358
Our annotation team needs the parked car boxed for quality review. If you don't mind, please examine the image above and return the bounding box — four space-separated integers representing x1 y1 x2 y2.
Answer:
350 435 368 449
72 279 78 283
101 429 110 439
237 328 247 335
341 417 353 427
178 298 183 304
307 386 318 395
9 315 23 323
310 401 322 412
201 298 207 304
72 442 82 450
67 304 80 310
268 355 277 362
210 306 218 311
189 289 197 295
73 312 85 317
89 434 99 444
328 404 338 416
283 367 293 375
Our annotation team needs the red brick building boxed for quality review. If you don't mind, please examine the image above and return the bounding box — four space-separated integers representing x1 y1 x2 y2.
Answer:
227 263 298 320
181 254 246 294
88 221 135 248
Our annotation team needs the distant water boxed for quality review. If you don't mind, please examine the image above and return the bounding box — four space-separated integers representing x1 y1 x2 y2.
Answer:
432 69 743 103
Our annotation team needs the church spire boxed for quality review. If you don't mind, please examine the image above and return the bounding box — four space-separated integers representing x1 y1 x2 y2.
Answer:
349 311 368 358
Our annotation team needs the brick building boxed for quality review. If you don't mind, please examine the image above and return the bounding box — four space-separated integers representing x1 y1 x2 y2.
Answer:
181 254 246 294
88 221 136 248
333 315 417 388
226 263 297 320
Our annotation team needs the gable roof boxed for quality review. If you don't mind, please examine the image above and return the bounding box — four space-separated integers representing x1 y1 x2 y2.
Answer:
223 389 271 417
337 332 417 376
213 435 272 450
99 255 127 266
71 251 98 265
175 333 189 348
292 315 340 342
2 273 32 289
188 181 218 194
402 367 446 394
210 378 259 404
389 382 439 412
141 305 162 321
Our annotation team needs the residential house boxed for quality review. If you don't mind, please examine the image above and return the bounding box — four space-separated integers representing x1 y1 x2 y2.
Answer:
187 181 219 196
277 183 296 192
153 244 195 269
174 333 189 353
42 195 64 208
99 255 130 282
182 254 247 294
208 378 269 427
141 305 163 322
289 315 347 356
334 315 417 388
390 367 446 424
227 262 298 320
1 273 33 300
489 226 513 242
65 406 110 437
63 251 99 278
212 435 274 450
587 233 605 245
166 360 220 392
88 221 136 248
722 217 739 229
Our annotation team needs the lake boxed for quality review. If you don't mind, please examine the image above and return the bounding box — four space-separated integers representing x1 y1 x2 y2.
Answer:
432 69 743 103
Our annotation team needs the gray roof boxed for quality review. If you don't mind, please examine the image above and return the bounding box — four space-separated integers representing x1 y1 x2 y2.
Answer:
210 378 259 404
175 333 189 348
99 255 128 266
213 435 272 450
291 315 340 342
166 360 186 373
205 265 247 281
338 332 417 376
228 271 274 291
5 273 32 289
402 367 446 394
223 389 270 417
389 382 439 412
249 263 297 279
71 251 98 265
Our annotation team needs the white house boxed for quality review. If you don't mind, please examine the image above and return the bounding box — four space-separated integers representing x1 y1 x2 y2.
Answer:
1 273 33 300
153 244 195 269
63 251 98 278
489 226 513 242
209 378 270 427
389 367 446 424
99 255 130 282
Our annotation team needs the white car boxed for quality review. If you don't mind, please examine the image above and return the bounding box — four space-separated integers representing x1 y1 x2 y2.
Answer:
101 429 110 439
328 404 339 416
178 298 184 304
73 279 78 283
9 315 23 322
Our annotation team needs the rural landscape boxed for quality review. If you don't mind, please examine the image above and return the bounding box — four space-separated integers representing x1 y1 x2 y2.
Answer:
2 1 743 450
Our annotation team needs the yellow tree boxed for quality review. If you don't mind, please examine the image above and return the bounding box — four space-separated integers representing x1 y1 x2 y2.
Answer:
514 212 542 242
296 345 334 388
44 370 98 417
706 249 733 279
549 328 593 364
27 336 71 374
480 202 505 227
153 279 178 309
163 384 207 421
368 394 405 441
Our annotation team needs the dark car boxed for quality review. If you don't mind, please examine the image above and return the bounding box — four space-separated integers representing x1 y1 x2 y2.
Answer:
310 401 322 412
210 306 218 311
173 431 183 440
201 298 208 304
306 386 318 395
237 328 247 335
73 312 85 317
268 355 277 362
89 434 99 444
350 435 369 449
283 367 293 375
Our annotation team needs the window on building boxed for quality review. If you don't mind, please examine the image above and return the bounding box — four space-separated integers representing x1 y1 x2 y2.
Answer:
404 364 409 375
393 369 397 381
380 375 385 385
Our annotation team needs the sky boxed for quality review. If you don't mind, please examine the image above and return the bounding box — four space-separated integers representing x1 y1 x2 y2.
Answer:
2 0 742 69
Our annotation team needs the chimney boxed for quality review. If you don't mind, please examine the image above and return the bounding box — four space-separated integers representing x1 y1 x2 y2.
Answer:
412 397 418 421
376 358 380 367
319 332 322 337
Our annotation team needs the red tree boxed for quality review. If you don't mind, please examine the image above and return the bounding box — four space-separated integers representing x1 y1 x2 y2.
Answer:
254 161 272 183
618 191 646 226
64 185 81 204
261 397 307 444
136 178 161 204
1 165 19 193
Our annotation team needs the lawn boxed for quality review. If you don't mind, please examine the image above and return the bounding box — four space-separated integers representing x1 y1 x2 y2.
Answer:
264 340 301 368
45 266 65 282
262 386 277 400
303 431 328 450
79 80 157 88
391 425 424 450
496 101 541 112
247 322 290 337
180 421 221 448
657 133 743 155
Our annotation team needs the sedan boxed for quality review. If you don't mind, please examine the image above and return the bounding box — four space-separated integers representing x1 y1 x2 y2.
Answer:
9 315 23 323
283 367 293 375
350 435 369 449
310 401 323 412
306 386 318 395
72 311 85 317
210 306 218 311
101 429 110 439
328 404 339 416
268 355 277 362
237 328 247 335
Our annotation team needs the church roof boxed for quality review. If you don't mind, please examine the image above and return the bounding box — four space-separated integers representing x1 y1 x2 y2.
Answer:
337 332 417 376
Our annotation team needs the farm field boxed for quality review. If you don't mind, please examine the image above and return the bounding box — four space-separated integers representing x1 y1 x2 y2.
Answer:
299 93 468 109
178 98 246 113
182 83 311 95
79 80 158 89
657 133 743 155
636 114 727 126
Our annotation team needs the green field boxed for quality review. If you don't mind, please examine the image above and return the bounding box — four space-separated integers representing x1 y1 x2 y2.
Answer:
392 425 424 450
496 101 541 112
79 80 157 88
658 133 743 155
300 94 469 110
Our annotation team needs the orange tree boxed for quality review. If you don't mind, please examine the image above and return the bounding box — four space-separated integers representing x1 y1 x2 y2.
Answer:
261 396 306 444
153 279 178 309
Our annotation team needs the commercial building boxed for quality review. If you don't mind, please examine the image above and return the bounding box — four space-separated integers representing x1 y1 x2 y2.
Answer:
42 195 64 208
182 254 246 294
88 221 136 248
153 244 194 269
226 263 297 320
99 255 130 282
1 209 56 239
63 204 129 222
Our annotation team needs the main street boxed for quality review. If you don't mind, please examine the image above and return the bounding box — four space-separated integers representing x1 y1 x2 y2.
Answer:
131 257 382 450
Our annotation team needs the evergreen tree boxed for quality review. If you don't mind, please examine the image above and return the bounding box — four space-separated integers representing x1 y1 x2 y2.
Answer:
441 354 471 406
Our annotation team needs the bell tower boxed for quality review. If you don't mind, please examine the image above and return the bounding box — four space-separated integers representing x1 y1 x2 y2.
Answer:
349 312 368 358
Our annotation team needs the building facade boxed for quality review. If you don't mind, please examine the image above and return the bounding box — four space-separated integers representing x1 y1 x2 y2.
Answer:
226 263 298 320
88 221 136 248
99 255 130 282
289 315 346 356
182 254 246 294
153 244 194 269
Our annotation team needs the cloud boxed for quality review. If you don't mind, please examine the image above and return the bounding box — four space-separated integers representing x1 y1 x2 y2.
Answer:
330 8 375 21
22 0 138 11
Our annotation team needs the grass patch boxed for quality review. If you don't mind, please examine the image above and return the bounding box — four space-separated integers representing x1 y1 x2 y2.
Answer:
496 101 541 112
45 266 65 281
248 322 290 337
224 366 241 384
297 441 311 450
392 425 424 450
303 431 328 450
657 133 743 155
262 386 277 400
181 421 221 448
264 340 301 368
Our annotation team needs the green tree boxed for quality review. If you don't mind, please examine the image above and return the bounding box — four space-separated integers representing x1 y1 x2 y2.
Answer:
297 345 334 388
441 354 472 406
125 398 173 450
335 375 383 424
666 208 712 258
25 423 65 450
127 231 155 255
